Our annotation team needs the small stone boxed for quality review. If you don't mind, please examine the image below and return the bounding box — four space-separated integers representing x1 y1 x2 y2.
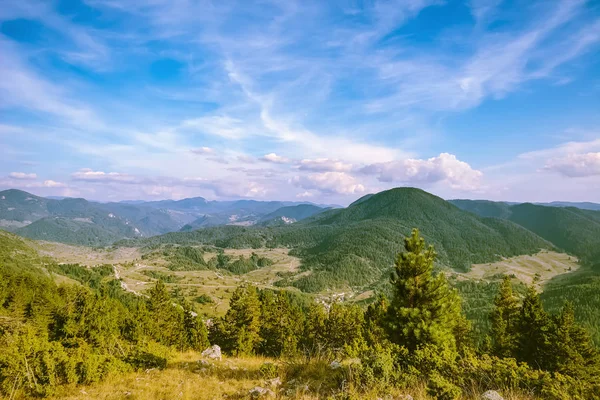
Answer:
266 377 282 387
330 360 342 369
249 386 275 398
201 345 222 361
481 390 504 400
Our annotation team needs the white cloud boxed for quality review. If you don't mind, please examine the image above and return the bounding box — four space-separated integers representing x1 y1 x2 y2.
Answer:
191 147 214 155
43 180 67 188
361 153 483 191
260 153 290 164
296 190 316 198
292 172 365 195
182 116 248 139
0 38 103 129
298 158 353 172
9 172 37 180
544 152 600 177
71 168 140 183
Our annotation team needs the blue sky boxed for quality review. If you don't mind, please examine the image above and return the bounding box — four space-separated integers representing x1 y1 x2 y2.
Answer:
0 0 599 204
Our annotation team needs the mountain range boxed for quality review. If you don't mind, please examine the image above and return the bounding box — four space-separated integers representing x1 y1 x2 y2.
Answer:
0 189 331 246
118 187 598 292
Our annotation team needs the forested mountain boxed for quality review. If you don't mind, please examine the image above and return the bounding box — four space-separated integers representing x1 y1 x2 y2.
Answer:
537 201 600 211
451 199 600 261
0 189 327 245
258 204 327 225
122 188 552 291
448 199 513 218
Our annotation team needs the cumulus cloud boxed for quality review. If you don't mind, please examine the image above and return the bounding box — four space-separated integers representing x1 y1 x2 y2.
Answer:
544 152 600 177
260 153 290 164
361 153 483 190
292 172 365 195
43 180 67 188
190 147 214 155
71 168 140 183
298 158 353 172
296 191 316 198
9 172 37 180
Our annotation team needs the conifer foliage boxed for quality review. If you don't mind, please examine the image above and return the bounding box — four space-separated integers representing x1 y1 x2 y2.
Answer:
385 228 463 352
490 276 519 358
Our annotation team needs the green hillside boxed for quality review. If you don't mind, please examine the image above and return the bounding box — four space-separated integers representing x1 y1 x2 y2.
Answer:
258 204 326 225
452 200 600 262
508 204 600 261
449 199 512 218
124 188 552 292
15 217 137 247
288 188 552 291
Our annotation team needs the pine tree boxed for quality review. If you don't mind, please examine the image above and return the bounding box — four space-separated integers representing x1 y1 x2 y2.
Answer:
490 276 519 358
325 302 366 356
517 285 552 369
212 285 261 355
147 280 183 346
385 228 463 352
182 301 209 351
258 290 304 357
550 301 600 378
364 294 389 346
302 303 328 354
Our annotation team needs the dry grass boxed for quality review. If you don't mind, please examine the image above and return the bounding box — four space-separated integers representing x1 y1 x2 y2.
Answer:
116 248 306 316
42 352 540 400
458 250 578 287
34 241 141 266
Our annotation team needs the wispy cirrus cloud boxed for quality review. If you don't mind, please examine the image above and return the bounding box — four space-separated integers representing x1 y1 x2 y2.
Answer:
0 0 598 202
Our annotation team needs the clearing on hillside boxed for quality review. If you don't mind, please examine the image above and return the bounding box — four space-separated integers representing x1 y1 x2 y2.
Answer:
116 247 304 316
459 250 578 286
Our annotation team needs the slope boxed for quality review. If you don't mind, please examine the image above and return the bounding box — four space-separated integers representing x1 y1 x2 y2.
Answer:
123 188 552 292
289 188 552 291
507 204 600 261
258 204 326 225
448 199 512 218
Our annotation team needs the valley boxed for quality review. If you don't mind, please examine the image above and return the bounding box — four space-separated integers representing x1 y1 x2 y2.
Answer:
2 187 600 400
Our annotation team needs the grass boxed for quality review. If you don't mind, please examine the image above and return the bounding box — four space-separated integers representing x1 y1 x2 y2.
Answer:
457 250 578 287
45 352 538 400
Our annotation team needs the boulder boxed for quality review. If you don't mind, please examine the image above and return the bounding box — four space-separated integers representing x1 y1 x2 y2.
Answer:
481 390 504 400
201 345 222 361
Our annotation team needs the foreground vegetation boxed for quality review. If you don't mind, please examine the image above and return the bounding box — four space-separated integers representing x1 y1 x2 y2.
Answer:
1 229 599 399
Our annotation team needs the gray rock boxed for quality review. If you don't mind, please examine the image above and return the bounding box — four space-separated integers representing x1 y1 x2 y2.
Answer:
266 377 282 387
481 390 504 400
249 386 275 398
201 345 222 361
330 360 342 369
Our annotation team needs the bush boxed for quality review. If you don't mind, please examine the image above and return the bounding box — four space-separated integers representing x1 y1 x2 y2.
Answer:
259 362 278 379
427 372 461 400
125 351 167 370
195 294 214 304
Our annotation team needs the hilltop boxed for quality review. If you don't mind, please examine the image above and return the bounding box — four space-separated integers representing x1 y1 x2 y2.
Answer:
122 188 552 292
